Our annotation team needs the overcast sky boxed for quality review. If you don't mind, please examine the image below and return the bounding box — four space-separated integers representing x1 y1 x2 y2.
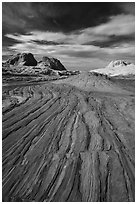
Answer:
2 2 135 70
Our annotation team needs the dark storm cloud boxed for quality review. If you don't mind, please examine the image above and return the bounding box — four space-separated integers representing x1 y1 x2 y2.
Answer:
2 35 19 47
84 34 135 48
3 2 135 47
32 40 63 45
2 2 134 35
119 2 135 15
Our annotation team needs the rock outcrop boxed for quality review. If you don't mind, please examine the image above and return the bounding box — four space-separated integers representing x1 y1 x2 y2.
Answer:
90 60 135 77
6 53 37 66
107 60 132 68
39 56 66 71
2 53 69 78
3 53 68 77
2 76 135 202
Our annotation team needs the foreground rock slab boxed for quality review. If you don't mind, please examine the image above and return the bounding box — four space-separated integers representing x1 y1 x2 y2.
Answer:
2 78 134 202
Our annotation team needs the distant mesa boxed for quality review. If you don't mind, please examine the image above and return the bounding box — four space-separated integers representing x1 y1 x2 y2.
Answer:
90 60 135 77
6 53 37 66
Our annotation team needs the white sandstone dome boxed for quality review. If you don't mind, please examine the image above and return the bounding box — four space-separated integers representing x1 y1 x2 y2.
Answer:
90 60 135 77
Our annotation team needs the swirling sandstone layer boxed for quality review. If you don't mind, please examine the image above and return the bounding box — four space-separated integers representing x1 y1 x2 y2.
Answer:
2 75 135 202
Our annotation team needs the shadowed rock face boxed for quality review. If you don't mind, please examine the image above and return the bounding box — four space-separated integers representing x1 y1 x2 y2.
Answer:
40 56 66 71
6 53 38 66
2 73 134 202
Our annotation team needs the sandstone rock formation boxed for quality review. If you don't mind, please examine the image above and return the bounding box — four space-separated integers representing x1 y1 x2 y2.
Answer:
2 73 135 202
107 60 132 68
90 60 135 77
2 53 68 78
2 53 81 83
6 53 37 66
39 56 66 71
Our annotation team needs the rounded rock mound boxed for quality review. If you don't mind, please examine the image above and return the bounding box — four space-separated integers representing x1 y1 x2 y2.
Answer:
107 60 132 68
6 53 37 66
90 60 135 77
39 56 66 71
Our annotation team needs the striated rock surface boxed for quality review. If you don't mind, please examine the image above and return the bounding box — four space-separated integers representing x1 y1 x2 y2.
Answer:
2 73 135 202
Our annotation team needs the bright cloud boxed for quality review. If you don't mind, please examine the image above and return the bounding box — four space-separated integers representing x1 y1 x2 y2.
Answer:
90 14 135 36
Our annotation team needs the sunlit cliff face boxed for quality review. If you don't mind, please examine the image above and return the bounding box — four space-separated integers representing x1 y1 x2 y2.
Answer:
2 2 135 70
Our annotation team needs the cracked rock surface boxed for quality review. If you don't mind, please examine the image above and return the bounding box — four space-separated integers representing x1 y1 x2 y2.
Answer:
2 73 135 202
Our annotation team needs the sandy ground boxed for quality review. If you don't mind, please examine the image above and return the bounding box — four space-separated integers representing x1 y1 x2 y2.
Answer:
2 73 135 202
